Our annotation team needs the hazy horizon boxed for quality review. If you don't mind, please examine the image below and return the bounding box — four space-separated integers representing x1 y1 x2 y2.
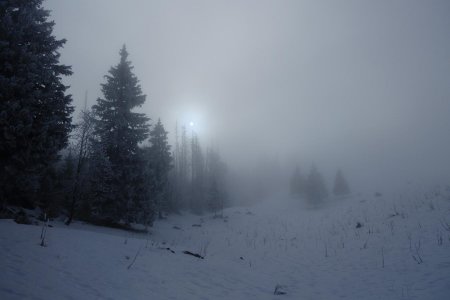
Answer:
44 0 450 194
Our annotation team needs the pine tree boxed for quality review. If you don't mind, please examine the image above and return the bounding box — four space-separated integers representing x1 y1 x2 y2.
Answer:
206 147 227 217
36 164 60 217
92 45 150 223
179 125 189 209
86 140 114 220
208 177 221 217
147 119 172 218
60 150 75 209
0 0 73 207
333 169 350 196
290 166 306 198
305 165 328 206
190 133 205 214
170 121 181 211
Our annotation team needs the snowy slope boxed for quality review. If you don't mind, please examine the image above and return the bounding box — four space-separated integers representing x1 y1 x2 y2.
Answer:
1 189 450 299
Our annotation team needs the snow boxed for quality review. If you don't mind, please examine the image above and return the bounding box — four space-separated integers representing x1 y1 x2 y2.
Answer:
1 189 450 299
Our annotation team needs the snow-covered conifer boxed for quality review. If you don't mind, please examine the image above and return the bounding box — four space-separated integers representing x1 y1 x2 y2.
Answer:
0 0 73 207
92 45 149 223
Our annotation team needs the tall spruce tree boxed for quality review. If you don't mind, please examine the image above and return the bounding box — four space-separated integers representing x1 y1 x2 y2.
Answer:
170 122 181 211
208 177 221 217
86 140 114 220
206 147 227 217
305 165 328 206
179 125 189 209
290 166 306 198
0 0 73 207
333 169 350 196
190 133 205 214
148 119 172 218
92 45 150 223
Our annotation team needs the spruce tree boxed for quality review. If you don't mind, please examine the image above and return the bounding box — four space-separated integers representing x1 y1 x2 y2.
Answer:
86 140 114 220
208 177 221 217
206 147 227 217
290 166 306 198
333 169 350 196
92 45 150 223
60 150 75 210
190 133 205 214
148 119 172 218
179 125 189 209
0 0 73 207
170 122 181 211
36 164 60 217
305 165 328 206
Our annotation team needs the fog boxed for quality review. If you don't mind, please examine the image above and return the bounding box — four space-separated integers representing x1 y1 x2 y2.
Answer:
45 0 450 196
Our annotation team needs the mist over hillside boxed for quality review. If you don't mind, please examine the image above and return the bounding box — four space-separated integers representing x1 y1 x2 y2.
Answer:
1 0 450 299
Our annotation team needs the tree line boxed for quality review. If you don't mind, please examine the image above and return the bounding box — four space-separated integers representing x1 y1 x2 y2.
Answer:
0 0 227 227
290 165 350 207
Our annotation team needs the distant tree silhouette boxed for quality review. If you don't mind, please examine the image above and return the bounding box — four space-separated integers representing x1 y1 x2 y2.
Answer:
206 147 227 217
333 169 350 196
147 119 172 218
305 165 328 206
290 166 306 198
190 133 205 214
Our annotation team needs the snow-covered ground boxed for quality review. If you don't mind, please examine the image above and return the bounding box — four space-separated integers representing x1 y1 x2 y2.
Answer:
1 188 450 299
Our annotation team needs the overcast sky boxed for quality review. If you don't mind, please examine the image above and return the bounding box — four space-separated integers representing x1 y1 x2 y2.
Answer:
44 0 450 192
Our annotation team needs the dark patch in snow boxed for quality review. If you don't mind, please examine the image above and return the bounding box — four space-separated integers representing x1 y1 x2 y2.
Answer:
183 251 204 259
14 210 32 225
274 284 287 295
388 212 400 218
157 247 175 254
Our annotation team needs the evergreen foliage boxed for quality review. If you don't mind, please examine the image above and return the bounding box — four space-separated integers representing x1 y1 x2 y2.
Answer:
178 125 189 209
91 45 150 223
305 165 328 206
86 140 114 220
208 177 221 216
333 169 350 196
0 0 73 207
190 133 205 214
290 166 306 198
147 119 172 218
36 164 60 217
206 147 227 217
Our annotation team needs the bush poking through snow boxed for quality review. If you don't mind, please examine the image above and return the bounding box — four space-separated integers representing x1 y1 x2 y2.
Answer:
14 210 32 225
274 284 287 295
